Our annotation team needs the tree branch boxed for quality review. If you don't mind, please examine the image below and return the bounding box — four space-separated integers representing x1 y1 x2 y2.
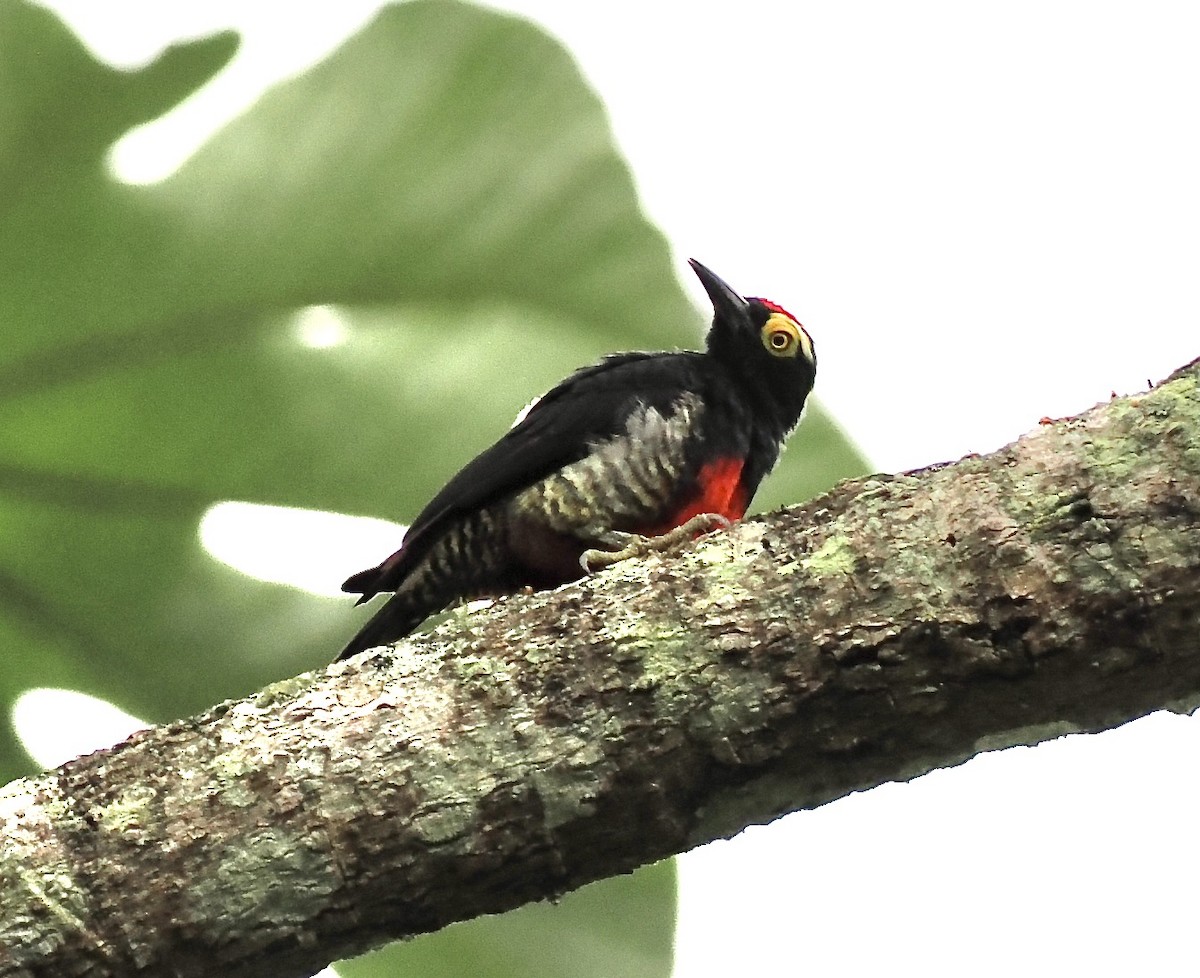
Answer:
3 359 1199 978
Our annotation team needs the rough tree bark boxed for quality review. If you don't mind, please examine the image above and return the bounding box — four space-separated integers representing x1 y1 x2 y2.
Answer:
2 359 1198 978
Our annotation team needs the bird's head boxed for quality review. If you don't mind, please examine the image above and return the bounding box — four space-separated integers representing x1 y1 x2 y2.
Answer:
690 258 816 430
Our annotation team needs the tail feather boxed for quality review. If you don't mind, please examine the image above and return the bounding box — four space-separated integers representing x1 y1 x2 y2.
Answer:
342 565 385 603
342 540 413 602
336 592 430 661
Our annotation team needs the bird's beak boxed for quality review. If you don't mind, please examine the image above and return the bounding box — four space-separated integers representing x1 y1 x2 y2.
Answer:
688 259 750 323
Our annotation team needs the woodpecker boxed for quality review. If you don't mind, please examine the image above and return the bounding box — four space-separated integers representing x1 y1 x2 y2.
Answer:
337 259 816 660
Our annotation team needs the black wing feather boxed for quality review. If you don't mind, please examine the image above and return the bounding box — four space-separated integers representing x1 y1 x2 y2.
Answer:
344 351 706 598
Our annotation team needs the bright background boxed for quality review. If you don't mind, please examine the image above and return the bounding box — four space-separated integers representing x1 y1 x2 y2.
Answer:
20 2 1200 976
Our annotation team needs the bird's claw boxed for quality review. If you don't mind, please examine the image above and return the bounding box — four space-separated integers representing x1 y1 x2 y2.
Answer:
579 543 638 574
578 513 733 574
673 512 732 537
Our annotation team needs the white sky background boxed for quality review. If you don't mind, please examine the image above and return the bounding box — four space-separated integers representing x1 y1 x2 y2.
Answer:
27 2 1200 976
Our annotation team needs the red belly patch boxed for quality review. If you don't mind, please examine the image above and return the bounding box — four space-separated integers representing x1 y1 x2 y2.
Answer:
642 456 748 536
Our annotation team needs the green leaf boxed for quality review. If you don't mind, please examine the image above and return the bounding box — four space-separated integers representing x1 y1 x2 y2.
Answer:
0 1 866 974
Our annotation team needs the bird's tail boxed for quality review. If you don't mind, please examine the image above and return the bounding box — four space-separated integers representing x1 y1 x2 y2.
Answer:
336 592 429 661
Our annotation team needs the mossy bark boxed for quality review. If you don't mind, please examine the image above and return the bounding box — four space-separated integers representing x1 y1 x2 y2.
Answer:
2 359 1198 978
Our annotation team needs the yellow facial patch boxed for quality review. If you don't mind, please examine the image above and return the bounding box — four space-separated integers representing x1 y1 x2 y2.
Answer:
761 312 814 364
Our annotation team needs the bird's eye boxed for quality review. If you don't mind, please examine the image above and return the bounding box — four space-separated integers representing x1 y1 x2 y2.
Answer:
761 313 802 359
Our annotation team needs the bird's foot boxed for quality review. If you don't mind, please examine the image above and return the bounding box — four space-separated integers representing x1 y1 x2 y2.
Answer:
579 513 732 574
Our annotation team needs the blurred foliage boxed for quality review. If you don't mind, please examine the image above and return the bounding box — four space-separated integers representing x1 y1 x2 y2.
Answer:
0 0 867 974
337 861 677 978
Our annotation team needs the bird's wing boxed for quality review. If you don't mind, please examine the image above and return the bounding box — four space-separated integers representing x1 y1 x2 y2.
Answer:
344 351 704 597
